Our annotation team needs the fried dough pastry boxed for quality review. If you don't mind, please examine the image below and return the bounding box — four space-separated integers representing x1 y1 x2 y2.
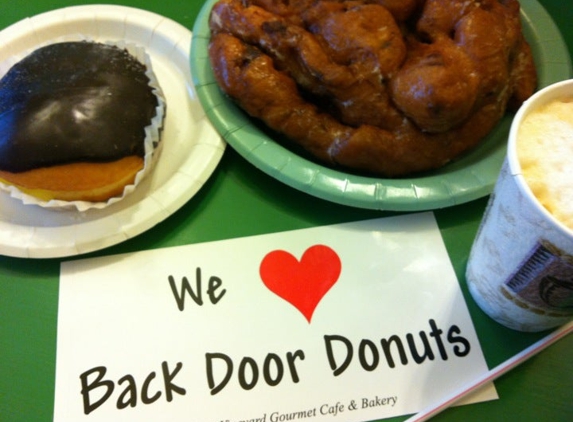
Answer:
208 0 537 177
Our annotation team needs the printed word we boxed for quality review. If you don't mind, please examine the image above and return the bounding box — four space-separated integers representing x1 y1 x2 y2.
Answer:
168 267 226 311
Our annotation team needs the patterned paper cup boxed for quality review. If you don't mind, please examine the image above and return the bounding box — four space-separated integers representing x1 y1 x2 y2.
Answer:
466 79 573 332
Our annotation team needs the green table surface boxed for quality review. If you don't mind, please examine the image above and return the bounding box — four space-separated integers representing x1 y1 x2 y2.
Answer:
1 1 572 421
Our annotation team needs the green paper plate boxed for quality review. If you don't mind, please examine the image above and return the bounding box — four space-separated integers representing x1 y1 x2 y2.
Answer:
191 0 571 211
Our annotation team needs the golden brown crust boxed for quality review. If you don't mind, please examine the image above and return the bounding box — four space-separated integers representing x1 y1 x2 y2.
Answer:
208 0 537 177
0 156 143 202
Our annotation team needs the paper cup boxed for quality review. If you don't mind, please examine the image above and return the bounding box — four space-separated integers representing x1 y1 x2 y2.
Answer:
466 79 573 332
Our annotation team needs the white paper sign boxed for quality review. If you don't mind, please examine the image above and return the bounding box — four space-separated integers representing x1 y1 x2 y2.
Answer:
55 212 497 422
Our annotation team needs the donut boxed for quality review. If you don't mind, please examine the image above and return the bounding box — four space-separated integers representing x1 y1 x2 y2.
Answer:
0 41 163 204
208 0 537 177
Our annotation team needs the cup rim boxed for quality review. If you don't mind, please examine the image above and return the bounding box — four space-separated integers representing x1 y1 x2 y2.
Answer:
507 78 573 237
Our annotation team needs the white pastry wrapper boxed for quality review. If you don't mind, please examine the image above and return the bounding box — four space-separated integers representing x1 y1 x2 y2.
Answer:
0 36 166 212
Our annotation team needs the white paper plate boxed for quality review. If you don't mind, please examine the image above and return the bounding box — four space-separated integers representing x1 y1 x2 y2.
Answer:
0 5 225 259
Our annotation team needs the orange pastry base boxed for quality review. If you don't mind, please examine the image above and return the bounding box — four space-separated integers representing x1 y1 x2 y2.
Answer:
0 156 143 202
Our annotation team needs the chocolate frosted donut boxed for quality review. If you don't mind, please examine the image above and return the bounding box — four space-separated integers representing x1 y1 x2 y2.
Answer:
0 41 163 203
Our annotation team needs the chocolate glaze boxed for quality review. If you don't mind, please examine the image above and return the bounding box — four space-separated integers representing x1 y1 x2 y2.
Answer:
0 41 158 173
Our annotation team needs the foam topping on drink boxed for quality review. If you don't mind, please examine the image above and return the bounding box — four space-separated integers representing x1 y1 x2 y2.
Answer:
518 98 573 230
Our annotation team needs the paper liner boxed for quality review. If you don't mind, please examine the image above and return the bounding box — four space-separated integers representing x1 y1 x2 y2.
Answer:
0 36 166 212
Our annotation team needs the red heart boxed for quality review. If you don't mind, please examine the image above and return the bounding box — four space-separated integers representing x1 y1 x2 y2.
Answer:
259 245 342 323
